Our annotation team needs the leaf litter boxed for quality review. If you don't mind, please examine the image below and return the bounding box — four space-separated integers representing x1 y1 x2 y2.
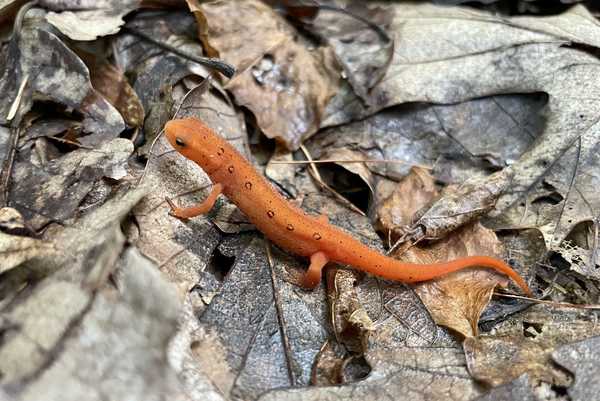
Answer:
1 1 600 401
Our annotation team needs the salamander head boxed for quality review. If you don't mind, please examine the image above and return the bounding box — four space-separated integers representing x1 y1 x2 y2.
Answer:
165 118 227 174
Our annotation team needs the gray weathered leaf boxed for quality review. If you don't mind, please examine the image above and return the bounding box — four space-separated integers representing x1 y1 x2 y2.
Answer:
322 2 600 257
10 138 133 230
0 8 124 138
44 0 140 41
553 336 600 401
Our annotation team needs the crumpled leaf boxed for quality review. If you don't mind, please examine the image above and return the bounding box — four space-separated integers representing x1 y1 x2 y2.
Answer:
9 138 133 230
0 8 125 139
412 169 514 242
317 94 545 183
552 335 600 401
43 0 141 41
375 168 524 336
0 185 149 384
464 305 600 387
197 0 340 150
321 2 600 258
260 283 483 401
410 223 513 337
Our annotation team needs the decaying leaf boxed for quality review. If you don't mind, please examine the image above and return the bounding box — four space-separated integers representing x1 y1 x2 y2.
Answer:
552 335 600 401
9 138 133 230
375 168 524 336
309 2 394 104
88 60 145 129
464 305 600 387
260 292 482 400
197 0 341 150
0 8 125 138
113 10 215 153
412 169 514 242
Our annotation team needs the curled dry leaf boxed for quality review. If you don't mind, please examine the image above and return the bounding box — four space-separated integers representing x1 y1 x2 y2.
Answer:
376 167 437 243
377 168 520 336
325 267 373 354
409 223 511 338
44 0 141 41
412 169 514 241
196 0 341 150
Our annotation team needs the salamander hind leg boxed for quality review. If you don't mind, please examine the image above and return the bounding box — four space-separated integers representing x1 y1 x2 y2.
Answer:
166 183 223 220
301 251 329 289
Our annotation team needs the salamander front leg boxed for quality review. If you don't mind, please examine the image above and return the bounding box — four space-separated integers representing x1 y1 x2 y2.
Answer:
301 251 329 289
166 183 223 219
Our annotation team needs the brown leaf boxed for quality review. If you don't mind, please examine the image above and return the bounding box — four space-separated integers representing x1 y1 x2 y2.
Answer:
410 224 511 337
196 0 341 150
377 168 516 336
376 167 437 243
89 62 145 129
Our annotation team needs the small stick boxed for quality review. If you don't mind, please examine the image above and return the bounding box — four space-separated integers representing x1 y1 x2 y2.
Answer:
271 158 432 170
122 27 235 78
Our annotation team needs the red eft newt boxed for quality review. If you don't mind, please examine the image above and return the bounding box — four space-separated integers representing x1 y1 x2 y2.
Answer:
164 117 532 297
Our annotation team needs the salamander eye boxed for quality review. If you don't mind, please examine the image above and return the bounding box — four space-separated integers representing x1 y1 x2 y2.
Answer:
175 137 185 147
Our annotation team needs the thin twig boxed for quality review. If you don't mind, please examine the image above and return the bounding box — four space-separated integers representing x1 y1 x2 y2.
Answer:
299 145 365 216
122 27 235 78
494 292 600 310
270 158 432 170
312 2 391 43
0 126 20 207
7 73 28 121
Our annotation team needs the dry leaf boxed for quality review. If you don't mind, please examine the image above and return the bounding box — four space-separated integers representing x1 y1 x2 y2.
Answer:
197 0 340 150
552 336 600 401
464 305 600 387
376 168 521 336
0 8 125 137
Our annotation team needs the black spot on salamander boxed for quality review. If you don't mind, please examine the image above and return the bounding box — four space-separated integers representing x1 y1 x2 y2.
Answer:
228 165 234 173
217 147 225 156
245 182 252 190
313 232 321 240
267 210 275 218
286 224 294 231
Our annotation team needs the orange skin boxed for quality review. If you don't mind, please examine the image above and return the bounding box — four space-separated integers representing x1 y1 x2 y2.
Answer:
164 117 532 297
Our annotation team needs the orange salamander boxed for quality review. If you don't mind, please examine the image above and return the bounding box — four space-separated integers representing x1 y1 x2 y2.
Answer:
164 117 532 296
